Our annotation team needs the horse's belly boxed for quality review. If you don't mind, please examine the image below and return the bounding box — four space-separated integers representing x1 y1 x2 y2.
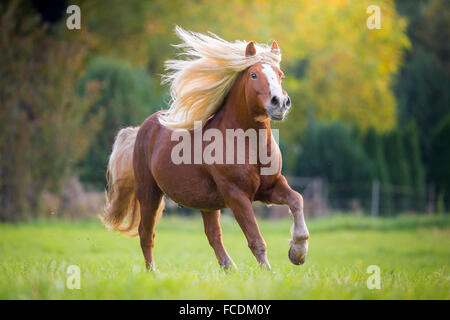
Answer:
152 162 225 210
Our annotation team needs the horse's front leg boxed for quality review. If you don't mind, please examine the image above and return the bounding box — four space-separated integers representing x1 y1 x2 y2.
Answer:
267 176 309 265
224 191 271 270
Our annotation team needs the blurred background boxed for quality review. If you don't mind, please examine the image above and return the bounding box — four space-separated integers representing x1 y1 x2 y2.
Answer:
0 0 449 222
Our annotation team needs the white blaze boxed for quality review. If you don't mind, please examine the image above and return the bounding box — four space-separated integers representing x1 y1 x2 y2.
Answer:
262 64 283 98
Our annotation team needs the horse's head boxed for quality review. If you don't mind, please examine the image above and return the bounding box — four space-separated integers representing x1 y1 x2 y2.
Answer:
243 41 291 122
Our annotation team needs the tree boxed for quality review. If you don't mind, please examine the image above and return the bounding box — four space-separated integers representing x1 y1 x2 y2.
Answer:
383 129 412 212
429 115 450 210
363 129 394 215
394 0 450 212
364 129 390 185
395 48 450 166
402 121 426 211
0 1 99 221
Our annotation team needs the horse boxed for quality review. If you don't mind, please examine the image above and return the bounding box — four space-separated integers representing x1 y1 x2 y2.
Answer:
102 27 309 271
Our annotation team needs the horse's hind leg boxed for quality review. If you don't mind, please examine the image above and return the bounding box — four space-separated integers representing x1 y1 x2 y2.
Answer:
201 210 236 271
136 178 164 271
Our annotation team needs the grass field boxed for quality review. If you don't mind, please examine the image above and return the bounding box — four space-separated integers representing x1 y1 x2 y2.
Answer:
0 214 449 299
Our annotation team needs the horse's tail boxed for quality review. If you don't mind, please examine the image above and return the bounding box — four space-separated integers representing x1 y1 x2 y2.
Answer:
101 127 141 237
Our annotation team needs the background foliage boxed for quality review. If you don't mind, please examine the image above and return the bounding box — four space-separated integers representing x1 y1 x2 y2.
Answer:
0 1 100 220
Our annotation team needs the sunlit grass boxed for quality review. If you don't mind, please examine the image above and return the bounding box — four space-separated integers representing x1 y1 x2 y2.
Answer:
0 214 449 299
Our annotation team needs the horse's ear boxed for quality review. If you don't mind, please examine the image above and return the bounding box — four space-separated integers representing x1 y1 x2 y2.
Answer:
245 41 256 57
271 40 280 54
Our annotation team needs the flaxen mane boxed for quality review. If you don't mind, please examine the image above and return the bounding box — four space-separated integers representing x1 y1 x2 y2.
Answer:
159 26 282 129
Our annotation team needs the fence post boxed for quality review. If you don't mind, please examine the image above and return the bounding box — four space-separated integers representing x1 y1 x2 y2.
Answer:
371 180 380 217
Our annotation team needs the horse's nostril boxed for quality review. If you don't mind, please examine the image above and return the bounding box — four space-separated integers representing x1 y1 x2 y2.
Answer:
271 96 279 106
285 96 291 107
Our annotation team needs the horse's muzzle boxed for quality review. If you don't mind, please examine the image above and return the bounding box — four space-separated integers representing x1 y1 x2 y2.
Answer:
266 94 291 120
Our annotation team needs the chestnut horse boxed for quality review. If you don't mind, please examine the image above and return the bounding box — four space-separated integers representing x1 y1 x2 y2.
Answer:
102 27 309 271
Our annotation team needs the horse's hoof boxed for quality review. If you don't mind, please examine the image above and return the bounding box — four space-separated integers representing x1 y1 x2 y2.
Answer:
288 246 306 265
261 262 272 271
145 261 157 272
222 261 238 273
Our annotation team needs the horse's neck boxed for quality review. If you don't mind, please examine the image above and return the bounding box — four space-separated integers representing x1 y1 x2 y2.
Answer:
207 73 278 171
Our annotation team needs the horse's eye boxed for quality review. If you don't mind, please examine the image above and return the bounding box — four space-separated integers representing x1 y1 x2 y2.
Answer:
251 72 257 79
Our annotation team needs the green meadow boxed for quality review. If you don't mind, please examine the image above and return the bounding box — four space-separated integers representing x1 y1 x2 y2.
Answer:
0 214 449 299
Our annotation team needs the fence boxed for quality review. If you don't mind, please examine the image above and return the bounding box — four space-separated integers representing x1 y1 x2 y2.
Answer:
38 175 433 219
284 177 429 217
165 176 432 218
